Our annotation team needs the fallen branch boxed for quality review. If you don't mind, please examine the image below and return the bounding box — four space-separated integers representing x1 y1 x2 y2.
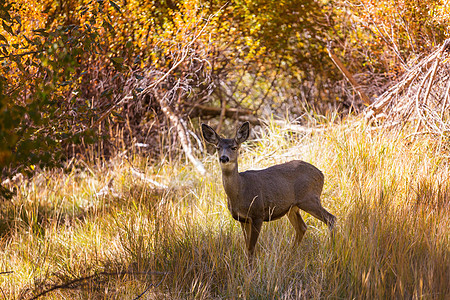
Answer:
130 168 169 189
327 46 371 106
364 38 450 136
160 90 206 175
366 40 449 119
0 271 13 275
423 39 449 106
28 271 168 300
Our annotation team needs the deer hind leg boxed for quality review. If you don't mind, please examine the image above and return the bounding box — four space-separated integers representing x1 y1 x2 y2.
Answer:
287 206 308 245
299 195 336 231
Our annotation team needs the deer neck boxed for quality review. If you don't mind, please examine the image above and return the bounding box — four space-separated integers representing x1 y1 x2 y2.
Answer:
220 162 242 204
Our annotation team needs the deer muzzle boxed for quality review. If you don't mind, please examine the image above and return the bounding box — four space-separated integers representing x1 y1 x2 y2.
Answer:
219 155 230 163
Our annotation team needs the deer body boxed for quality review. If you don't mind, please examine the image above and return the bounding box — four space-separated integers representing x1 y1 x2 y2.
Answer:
202 122 336 262
224 160 324 222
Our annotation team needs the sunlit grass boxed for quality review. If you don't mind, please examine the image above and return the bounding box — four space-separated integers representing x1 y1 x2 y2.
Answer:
0 117 449 299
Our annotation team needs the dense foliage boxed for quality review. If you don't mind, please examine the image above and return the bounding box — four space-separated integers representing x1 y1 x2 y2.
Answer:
1 0 449 180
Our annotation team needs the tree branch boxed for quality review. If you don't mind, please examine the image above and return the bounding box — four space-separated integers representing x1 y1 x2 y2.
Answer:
159 90 206 175
327 45 371 105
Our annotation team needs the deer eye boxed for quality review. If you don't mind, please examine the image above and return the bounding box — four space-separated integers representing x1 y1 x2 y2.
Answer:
231 146 238 151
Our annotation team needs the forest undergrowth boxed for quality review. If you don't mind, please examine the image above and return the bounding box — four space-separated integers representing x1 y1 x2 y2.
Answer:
0 116 449 299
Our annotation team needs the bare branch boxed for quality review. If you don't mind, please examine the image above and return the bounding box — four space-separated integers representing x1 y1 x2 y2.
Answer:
365 39 450 136
159 91 206 175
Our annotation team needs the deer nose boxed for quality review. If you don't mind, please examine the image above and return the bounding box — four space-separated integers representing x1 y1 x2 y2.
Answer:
219 155 229 163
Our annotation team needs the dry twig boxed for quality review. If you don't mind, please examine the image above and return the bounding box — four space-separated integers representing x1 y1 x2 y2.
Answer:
28 271 168 300
365 39 450 136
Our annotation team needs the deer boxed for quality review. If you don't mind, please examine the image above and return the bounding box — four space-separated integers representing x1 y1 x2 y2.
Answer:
201 121 336 263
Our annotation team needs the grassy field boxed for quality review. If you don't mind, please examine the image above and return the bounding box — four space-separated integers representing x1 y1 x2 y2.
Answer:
0 117 449 299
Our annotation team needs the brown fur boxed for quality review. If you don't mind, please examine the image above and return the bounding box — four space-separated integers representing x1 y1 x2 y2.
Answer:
202 122 336 263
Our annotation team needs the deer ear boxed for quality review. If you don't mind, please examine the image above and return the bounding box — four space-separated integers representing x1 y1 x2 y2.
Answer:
235 121 250 144
201 124 220 145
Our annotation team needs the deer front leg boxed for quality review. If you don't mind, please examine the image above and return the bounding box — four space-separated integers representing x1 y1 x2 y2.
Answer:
240 221 251 249
240 218 262 265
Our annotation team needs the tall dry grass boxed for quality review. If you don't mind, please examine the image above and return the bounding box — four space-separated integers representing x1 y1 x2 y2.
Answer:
0 117 448 299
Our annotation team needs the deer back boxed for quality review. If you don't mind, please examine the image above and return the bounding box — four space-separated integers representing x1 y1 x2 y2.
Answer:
226 160 324 222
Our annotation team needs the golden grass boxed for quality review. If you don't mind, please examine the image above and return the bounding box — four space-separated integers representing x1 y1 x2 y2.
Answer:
0 117 449 299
